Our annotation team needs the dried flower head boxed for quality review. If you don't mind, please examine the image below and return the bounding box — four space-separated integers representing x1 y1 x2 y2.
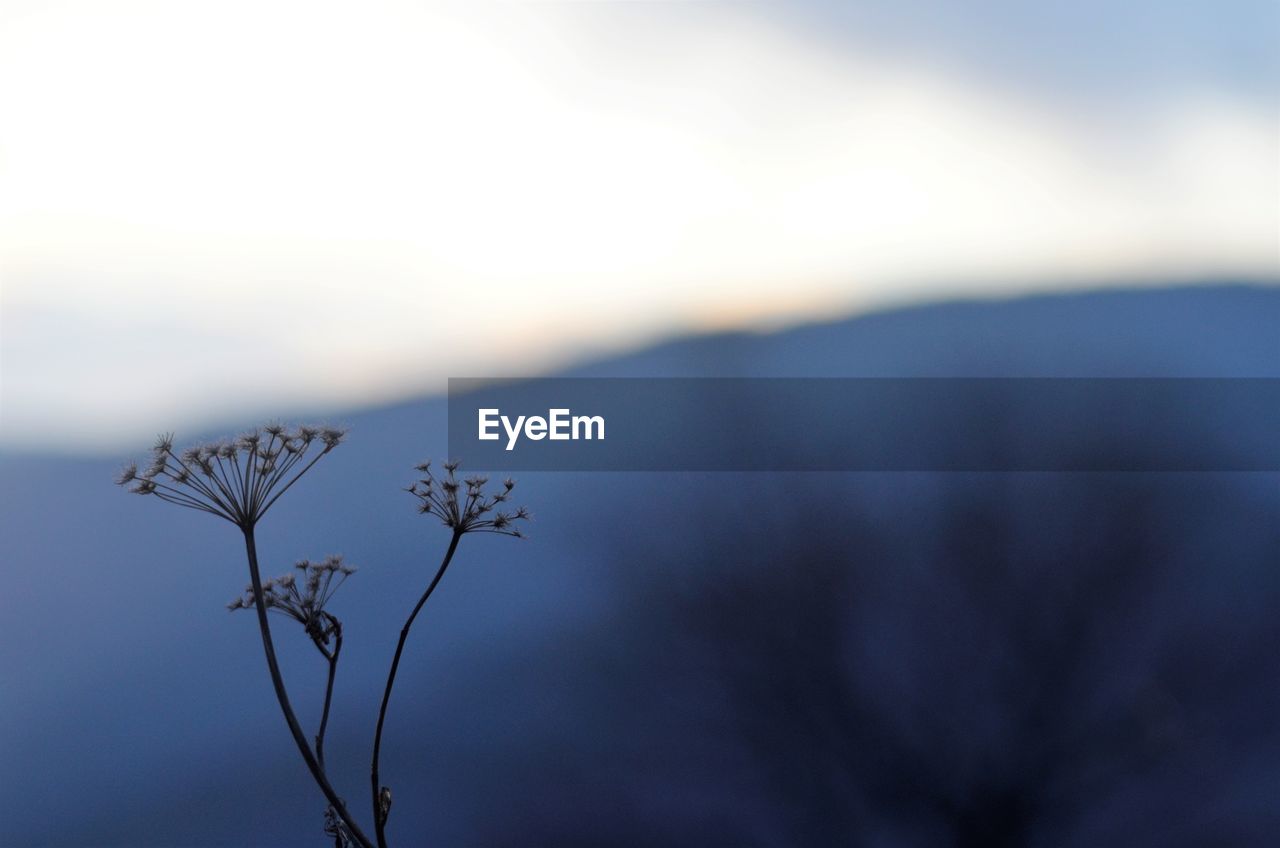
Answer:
407 461 529 537
116 424 346 528
229 555 355 648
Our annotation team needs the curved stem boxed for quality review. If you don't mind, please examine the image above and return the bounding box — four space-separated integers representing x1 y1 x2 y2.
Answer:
371 530 462 848
316 617 342 771
243 528 375 848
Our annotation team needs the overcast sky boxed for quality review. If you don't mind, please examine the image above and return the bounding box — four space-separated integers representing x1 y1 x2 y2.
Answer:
2 0 1277 450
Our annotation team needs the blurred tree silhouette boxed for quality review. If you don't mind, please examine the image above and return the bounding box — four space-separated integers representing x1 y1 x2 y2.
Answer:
476 474 1280 846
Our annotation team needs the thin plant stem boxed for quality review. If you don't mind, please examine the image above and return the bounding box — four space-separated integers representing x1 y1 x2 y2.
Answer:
315 615 342 771
244 528 375 848
370 530 462 848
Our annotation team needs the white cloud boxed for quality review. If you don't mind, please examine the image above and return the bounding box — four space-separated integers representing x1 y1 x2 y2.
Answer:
1 0 1276 448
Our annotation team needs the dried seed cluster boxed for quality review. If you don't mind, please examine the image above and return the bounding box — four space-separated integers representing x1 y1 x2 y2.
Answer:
228 555 355 644
116 424 345 527
407 461 529 537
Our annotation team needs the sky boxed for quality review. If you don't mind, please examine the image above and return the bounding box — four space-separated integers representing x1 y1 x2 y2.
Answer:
1 0 1277 451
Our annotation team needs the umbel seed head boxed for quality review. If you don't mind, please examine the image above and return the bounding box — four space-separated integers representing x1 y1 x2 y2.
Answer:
116 423 347 528
229 555 355 649
407 460 530 538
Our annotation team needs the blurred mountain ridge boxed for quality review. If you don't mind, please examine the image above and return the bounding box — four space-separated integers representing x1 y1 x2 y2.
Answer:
1 282 1278 847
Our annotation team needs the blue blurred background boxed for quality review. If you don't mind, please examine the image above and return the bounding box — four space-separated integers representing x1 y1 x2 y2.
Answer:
1 1 1277 845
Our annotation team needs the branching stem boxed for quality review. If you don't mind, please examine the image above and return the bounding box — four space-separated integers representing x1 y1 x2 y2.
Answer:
315 614 342 771
243 528 374 848
370 530 463 848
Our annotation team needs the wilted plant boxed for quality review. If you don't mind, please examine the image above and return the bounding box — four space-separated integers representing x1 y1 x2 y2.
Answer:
118 426 528 847
229 555 355 770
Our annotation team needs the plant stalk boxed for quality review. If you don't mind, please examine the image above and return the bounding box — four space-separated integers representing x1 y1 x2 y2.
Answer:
370 530 462 848
315 616 342 771
244 528 374 848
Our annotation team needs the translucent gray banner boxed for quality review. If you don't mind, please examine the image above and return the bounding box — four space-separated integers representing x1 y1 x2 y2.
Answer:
447 378 1280 472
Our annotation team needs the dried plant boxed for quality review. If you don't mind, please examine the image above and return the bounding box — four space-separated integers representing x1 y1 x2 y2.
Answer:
407 460 529 536
118 424 345 527
230 555 356 771
372 462 529 846
119 426 528 848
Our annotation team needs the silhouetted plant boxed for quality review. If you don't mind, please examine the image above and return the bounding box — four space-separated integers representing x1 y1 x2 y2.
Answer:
229 555 355 771
118 427 528 847
370 461 529 847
